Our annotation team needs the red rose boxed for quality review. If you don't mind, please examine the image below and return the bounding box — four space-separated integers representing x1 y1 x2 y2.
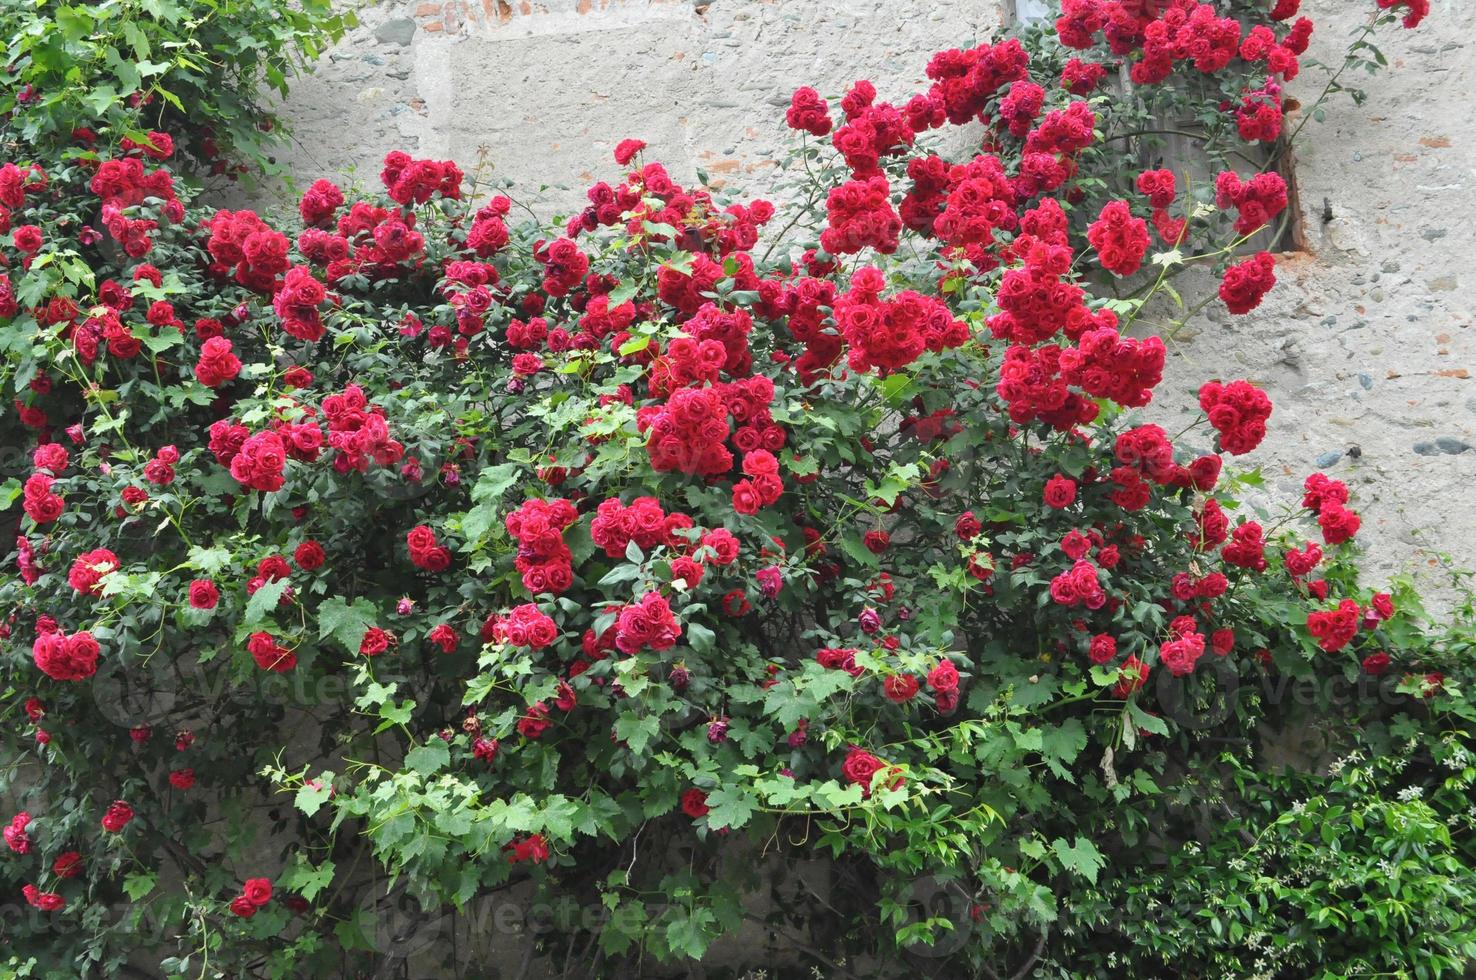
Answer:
1043 475 1077 509
169 768 195 790
33 630 101 682
23 884 65 911
229 895 258 918
680 788 709 819
293 540 326 571
242 877 273 907
101 800 134 833
883 673 920 703
955 512 982 540
53 851 82 878
1361 651 1391 676
841 746 885 795
613 139 647 165
927 659 960 692
187 579 219 610
1088 634 1117 665
12 224 43 253
405 525 438 556
428 624 459 653
247 632 296 673
359 627 393 657
68 548 120 596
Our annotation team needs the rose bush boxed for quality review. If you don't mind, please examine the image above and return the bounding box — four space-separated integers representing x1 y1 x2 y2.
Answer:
2 0 1474 977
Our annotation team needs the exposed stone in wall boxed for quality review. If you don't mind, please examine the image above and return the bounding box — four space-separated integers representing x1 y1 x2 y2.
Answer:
264 0 1476 598
1152 1 1476 603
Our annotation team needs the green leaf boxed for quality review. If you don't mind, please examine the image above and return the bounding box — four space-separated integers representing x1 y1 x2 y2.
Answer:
686 622 715 654
294 780 333 818
0 478 21 512
318 596 377 652
405 740 450 776
614 713 660 755
665 908 718 960
282 858 335 902
186 545 233 575
471 462 523 505
1052 836 1104 885
617 335 649 356
837 533 880 569
1126 700 1169 737
1039 719 1087 779
704 787 756 831
122 872 157 901
243 578 291 626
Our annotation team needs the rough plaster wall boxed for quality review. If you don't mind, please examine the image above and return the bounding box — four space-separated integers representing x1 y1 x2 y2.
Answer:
1154 0 1476 602
266 0 1476 597
267 0 1009 206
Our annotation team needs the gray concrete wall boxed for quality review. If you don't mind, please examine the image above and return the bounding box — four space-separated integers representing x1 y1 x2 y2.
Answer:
265 0 1476 596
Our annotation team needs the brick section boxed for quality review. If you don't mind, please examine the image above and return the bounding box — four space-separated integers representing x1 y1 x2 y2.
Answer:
410 0 668 37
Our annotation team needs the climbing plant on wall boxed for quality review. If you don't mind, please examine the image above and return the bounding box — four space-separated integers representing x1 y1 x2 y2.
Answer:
2 0 1472 977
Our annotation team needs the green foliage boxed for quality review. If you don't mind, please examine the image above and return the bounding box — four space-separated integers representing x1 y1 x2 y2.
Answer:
0 1 1469 978
0 0 352 169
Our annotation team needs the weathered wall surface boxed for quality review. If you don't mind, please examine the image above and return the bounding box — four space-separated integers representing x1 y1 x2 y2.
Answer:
1156 0 1476 599
265 0 1009 207
265 0 1476 595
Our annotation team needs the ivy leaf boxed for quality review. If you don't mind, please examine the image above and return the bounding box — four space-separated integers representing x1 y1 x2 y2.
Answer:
1051 836 1104 885
282 856 336 901
665 907 718 960
538 796 580 838
1126 700 1169 737
404 740 449 777
123 872 157 901
318 596 377 652
294 780 332 818
470 462 523 505
703 787 756 831
1039 718 1088 780
186 545 233 575
837 534 880 569
243 578 290 626
614 713 660 755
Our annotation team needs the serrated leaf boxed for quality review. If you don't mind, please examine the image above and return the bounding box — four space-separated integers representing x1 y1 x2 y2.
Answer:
318 596 377 652
244 578 290 626
122 872 156 901
404 740 449 776
703 787 755 831
294 781 333 817
1126 700 1169 737
1052 836 1104 884
837 534 880 569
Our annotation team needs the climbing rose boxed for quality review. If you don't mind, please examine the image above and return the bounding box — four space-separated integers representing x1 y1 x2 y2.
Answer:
101 800 134 833
1043 475 1077 508
680 789 710 819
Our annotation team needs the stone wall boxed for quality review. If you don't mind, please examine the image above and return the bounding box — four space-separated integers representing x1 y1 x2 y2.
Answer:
263 0 1476 599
